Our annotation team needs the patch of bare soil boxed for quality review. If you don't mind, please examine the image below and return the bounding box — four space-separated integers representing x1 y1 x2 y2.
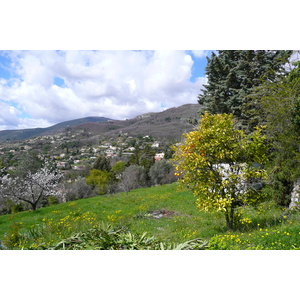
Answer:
146 209 179 219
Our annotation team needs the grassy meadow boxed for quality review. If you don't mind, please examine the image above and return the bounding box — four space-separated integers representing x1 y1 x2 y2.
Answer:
1 182 300 250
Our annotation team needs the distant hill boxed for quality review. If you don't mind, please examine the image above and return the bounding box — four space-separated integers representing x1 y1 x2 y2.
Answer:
0 104 201 141
0 117 113 141
69 104 201 140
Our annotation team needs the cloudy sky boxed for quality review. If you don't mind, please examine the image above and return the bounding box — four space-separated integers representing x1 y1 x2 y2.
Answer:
0 50 212 130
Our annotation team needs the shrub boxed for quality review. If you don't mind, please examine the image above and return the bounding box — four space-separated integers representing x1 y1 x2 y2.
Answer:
173 112 269 230
119 165 147 194
149 159 177 186
64 177 96 201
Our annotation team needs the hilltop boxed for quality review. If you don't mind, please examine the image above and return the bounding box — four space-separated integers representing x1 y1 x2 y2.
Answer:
0 104 201 141
0 116 113 141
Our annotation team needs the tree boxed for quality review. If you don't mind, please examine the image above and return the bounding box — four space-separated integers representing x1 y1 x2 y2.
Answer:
251 61 300 206
93 155 111 172
63 177 96 202
149 159 177 186
111 161 126 178
0 167 63 211
86 169 113 195
119 165 147 194
198 50 292 131
172 112 268 230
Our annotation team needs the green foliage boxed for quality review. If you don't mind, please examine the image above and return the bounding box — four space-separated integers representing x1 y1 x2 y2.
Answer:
198 50 292 132
111 161 126 176
251 61 300 206
173 112 269 230
86 169 113 195
5 222 208 250
127 144 155 174
2 222 24 249
11 203 24 214
93 155 111 172
149 159 177 185
47 196 59 206
208 220 300 250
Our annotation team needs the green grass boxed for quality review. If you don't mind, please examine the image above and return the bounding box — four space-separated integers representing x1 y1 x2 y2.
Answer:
1 182 300 249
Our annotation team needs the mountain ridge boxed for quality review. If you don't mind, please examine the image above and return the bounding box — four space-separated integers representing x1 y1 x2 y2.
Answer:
0 104 201 141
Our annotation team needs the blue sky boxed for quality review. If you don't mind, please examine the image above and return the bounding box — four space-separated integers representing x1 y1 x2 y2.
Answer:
0 54 12 80
0 50 212 130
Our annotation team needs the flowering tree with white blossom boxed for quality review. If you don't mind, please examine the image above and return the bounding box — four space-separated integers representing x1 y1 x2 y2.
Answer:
0 167 63 211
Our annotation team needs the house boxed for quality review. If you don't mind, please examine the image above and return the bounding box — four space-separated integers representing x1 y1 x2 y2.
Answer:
154 152 165 162
72 165 86 170
57 161 67 168
106 149 115 155
125 147 135 152
151 141 160 148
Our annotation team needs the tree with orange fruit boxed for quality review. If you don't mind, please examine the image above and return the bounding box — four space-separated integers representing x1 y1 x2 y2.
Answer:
173 112 269 230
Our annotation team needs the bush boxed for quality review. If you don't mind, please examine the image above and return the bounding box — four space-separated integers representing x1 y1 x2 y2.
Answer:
86 169 113 195
119 165 147 194
173 112 269 230
149 159 177 186
64 177 96 201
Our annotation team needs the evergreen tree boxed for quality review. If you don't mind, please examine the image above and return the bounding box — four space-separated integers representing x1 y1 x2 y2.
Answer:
198 50 292 131
93 155 111 172
251 61 300 206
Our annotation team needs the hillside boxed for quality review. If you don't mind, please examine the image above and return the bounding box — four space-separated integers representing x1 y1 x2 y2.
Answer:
0 183 298 250
68 103 201 140
0 104 201 141
0 116 113 141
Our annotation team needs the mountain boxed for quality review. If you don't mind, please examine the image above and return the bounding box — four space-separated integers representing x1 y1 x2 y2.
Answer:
0 117 113 141
0 104 201 141
66 104 201 140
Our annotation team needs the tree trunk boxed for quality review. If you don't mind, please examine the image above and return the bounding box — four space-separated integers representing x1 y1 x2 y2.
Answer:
31 202 37 211
225 208 234 230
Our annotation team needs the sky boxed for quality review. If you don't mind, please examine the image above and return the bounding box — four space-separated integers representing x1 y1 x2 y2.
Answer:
0 50 212 130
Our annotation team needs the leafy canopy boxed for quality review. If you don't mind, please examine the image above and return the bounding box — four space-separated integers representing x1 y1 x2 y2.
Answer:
173 112 269 229
198 50 292 132
250 61 300 206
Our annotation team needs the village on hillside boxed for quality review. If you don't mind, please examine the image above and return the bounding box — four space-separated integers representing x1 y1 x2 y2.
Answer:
0 128 169 175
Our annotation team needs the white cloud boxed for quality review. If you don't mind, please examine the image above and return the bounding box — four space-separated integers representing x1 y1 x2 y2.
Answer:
0 50 206 129
191 50 208 58
0 101 21 130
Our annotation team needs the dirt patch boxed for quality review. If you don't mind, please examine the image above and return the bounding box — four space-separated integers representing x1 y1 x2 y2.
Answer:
144 209 179 219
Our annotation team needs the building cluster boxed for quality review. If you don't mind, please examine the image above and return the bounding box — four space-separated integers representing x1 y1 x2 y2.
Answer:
0 129 168 173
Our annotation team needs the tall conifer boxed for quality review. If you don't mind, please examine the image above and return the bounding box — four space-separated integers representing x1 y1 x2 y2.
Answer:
198 50 293 131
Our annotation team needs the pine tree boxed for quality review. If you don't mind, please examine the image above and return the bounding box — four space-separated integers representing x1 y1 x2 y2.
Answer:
93 155 111 172
198 50 293 131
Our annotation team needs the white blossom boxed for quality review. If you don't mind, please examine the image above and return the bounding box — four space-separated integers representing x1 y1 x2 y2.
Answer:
0 167 64 210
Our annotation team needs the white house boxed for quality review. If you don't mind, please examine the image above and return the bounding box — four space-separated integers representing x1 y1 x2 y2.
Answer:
154 152 165 162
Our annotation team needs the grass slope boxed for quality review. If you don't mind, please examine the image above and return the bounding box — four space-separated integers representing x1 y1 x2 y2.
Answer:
1 182 300 249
